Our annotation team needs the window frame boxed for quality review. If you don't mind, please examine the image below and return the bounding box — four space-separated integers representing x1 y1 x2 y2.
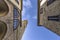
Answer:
13 19 19 30
47 0 55 6
13 7 19 18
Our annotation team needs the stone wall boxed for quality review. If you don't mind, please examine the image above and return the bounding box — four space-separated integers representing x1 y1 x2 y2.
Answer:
39 0 60 35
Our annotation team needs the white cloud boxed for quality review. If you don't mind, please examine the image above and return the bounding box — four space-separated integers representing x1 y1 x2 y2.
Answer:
23 0 32 8
22 0 32 16
26 15 31 19
22 7 26 16
32 16 37 19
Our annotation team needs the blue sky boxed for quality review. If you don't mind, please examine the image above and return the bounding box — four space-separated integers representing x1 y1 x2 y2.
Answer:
22 0 60 40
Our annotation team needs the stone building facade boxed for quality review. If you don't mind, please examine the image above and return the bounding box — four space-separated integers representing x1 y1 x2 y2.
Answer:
38 0 60 35
0 0 28 40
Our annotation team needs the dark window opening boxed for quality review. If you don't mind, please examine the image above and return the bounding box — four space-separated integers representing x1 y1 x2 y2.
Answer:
47 0 55 6
40 8 43 14
48 15 60 21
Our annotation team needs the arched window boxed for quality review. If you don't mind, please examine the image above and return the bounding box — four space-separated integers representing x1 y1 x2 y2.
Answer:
13 19 19 30
13 7 19 18
13 0 19 30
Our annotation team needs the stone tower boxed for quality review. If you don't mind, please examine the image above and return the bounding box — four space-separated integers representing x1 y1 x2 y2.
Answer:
0 0 28 40
0 0 14 40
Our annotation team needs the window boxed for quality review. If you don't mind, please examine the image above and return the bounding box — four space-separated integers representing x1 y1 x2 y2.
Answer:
47 0 55 6
13 0 19 18
13 0 20 30
13 19 19 30
48 15 60 21
40 8 43 14
13 7 19 18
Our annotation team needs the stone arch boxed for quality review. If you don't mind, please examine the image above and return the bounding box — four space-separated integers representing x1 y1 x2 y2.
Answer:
0 0 9 17
0 20 7 40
